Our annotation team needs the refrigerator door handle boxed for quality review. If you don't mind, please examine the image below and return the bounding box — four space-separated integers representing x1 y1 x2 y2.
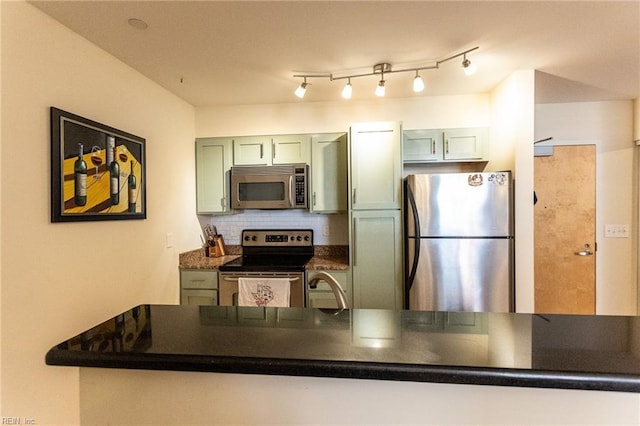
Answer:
406 184 421 291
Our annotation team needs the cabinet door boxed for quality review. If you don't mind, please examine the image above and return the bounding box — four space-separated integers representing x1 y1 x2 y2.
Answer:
196 138 232 214
306 270 351 308
233 136 271 165
310 133 348 213
351 210 403 309
180 269 218 289
403 129 443 162
180 289 218 306
349 122 402 210
272 134 311 165
443 128 487 161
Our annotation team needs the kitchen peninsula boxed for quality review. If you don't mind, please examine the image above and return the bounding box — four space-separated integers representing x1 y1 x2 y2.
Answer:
46 305 640 424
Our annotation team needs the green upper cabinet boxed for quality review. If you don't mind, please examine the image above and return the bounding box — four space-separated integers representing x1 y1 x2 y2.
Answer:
403 127 488 163
443 127 487 161
195 138 233 214
233 136 272 166
232 134 310 166
272 134 311 165
310 133 348 213
403 129 443 163
349 121 402 210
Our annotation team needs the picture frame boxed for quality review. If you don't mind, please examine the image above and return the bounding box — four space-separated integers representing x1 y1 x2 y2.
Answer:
50 107 147 222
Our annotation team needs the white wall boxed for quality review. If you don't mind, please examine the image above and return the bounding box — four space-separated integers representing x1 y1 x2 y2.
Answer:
535 101 636 315
490 70 536 313
1 2 199 423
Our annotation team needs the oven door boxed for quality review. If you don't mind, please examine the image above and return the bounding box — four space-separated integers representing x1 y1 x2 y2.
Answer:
231 173 294 209
219 272 305 307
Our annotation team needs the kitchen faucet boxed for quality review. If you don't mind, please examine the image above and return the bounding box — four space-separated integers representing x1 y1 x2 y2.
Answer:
308 271 350 310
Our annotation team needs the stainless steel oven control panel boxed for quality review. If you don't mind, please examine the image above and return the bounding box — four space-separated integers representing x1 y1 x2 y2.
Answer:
241 229 313 247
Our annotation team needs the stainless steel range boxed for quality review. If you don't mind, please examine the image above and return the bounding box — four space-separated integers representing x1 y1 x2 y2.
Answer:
218 229 314 307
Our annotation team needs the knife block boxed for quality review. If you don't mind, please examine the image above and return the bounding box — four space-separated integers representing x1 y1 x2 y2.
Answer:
206 235 226 258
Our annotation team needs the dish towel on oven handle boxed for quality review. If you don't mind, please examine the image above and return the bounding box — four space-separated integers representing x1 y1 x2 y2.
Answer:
237 277 291 308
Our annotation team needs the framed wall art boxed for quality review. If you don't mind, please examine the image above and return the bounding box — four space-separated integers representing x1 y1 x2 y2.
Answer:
50 107 147 222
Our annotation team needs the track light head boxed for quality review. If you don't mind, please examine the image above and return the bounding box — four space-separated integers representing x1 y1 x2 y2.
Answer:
294 78 308 98
462 55 477 76
342 79 353 99
413 72 425 92
375 79 386 97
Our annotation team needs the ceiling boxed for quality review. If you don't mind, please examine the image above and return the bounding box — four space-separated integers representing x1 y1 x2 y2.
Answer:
30 1 640 107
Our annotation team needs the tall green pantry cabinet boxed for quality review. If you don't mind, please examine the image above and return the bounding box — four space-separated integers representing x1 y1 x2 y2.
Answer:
349 122 403 310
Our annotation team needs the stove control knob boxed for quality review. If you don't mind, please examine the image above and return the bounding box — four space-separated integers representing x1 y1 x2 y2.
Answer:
297 236 302 241
252 236 258 241
244 235 250 241
304 236 310 241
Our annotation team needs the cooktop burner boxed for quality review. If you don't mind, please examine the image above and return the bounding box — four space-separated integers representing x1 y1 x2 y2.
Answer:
218 229 314 273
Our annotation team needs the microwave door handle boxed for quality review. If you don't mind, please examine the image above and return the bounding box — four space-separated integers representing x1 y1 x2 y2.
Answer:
288 176 295 207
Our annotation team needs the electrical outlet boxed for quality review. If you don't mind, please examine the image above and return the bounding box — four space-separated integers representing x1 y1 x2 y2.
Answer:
604 224 629 238
166 233 174 248
323 225 330 236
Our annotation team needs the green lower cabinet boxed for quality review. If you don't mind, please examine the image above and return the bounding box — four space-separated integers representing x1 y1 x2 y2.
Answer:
180 269 218 305
350 210 403 310
180 289 218 306
306 270 352 309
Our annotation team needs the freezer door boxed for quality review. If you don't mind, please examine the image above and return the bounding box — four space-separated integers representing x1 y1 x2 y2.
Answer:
407 238 513 312
406 172 512 237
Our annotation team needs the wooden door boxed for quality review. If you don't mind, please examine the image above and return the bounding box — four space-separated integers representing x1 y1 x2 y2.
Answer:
534 145 596 314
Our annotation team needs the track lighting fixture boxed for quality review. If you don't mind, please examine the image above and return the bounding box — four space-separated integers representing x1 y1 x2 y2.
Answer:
413 71 425 93
342 78 353 99
462 53 477 76
294 77 308 99
375 79 386 97
293 46 478 99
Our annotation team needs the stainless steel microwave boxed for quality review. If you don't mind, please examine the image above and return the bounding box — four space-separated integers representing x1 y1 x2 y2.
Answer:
230 164 308 209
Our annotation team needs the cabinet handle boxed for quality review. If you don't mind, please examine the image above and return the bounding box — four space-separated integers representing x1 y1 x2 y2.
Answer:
260 144 264 159
313 192 317 206
353 219 357 266
431 140 436 155
352 188 357 205
445 140 449 154
272 142 275 159
220 197 226 211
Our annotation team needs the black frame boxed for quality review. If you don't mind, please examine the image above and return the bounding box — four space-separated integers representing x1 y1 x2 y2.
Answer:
50 107 147 222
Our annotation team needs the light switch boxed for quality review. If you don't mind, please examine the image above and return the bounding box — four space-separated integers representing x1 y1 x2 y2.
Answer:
604 224 629 238
166 232 174 248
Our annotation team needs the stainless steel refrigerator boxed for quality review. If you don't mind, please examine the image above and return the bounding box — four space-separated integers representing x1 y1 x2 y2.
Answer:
404 172 514 312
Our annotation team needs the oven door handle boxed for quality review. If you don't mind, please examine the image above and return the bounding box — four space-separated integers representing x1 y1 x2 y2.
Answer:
222 277 300 282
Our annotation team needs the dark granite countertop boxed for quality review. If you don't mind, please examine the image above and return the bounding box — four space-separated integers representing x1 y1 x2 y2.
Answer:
46 305 640 393
178 246 349 271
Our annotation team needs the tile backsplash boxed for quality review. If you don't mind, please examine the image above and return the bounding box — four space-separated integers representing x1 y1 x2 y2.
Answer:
200 210 349 245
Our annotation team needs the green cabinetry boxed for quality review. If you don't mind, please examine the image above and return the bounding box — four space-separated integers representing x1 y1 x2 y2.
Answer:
272 134 311 165
195 138 233 214
349 122 402 210
403 127 488 163
351 210 403 309
180 269 218 306
348 122 403 310
310 133 348 213
232 134 311 166
232 136 272 166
